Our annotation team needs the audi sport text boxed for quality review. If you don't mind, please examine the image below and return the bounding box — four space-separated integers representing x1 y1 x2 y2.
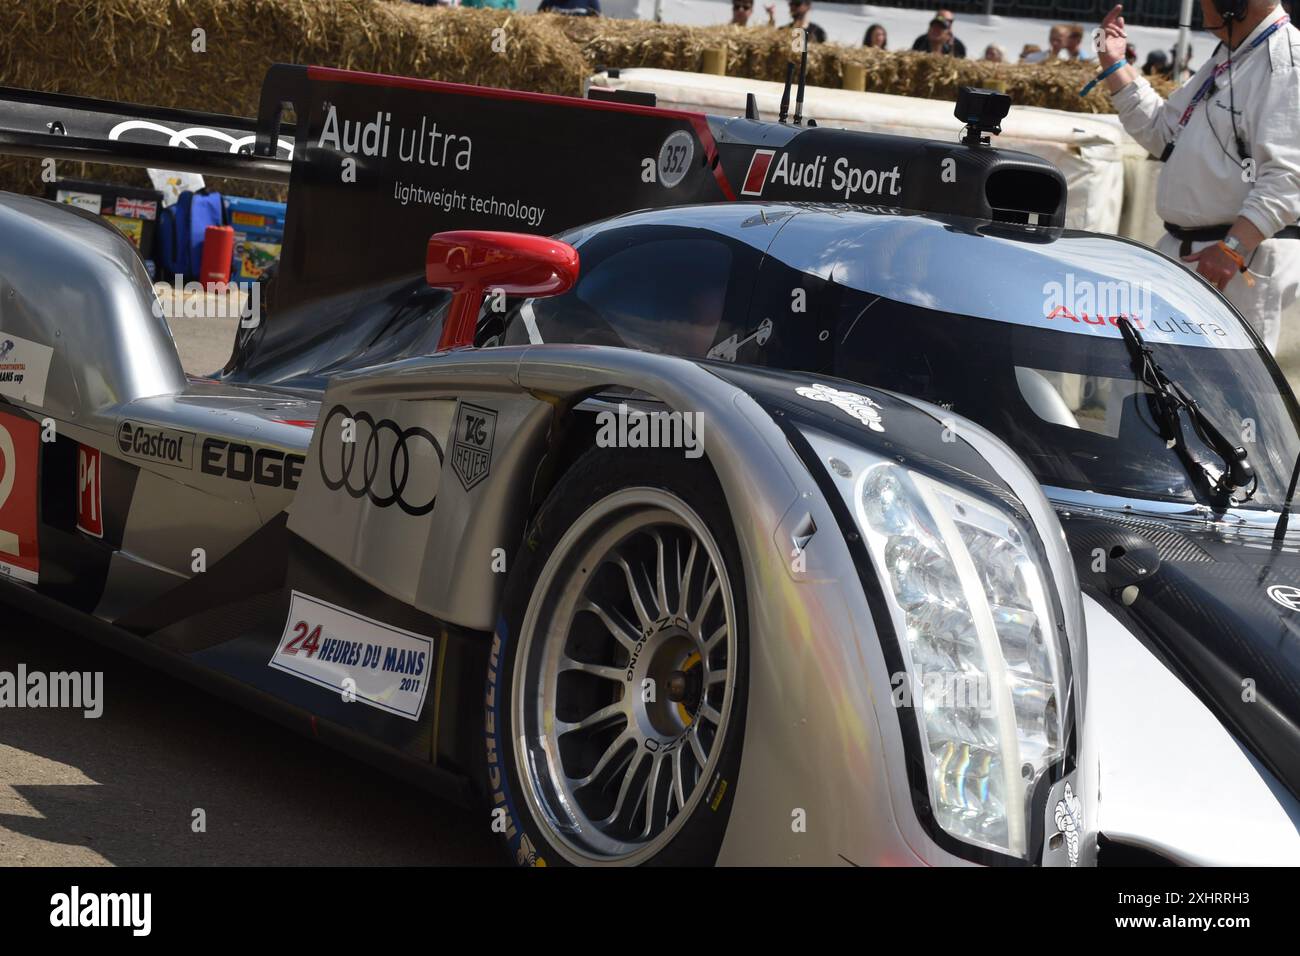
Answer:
763 152 902 201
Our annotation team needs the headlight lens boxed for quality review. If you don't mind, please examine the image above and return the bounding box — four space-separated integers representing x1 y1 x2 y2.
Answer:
857 462 1066 858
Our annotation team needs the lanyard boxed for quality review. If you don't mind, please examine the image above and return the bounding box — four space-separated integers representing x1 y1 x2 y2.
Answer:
1177 14 1290 128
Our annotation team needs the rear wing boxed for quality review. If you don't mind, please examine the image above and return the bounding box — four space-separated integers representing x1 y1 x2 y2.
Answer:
252 64 1066 292
0 84 293 183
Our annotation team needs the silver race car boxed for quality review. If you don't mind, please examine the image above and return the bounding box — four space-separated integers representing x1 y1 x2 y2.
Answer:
481 203 1300 865
0 62 1287 867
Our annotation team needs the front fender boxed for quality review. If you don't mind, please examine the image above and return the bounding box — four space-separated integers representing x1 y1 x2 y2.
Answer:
289 344 1094 865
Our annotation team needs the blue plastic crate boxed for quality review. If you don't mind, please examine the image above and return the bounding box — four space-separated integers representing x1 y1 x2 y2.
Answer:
223 196 286 242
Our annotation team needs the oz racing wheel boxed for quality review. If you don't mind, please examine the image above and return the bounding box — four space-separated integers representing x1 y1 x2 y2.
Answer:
485 445 749 866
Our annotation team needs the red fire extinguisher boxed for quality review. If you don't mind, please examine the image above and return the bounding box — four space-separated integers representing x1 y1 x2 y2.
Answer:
200 224 235 289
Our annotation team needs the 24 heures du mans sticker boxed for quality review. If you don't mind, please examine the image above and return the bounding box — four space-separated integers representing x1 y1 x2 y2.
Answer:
269 591 434 720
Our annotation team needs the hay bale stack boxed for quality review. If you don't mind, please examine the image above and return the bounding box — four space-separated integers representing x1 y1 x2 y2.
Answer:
0 0 585 197
552 17 1178 113
554 18 836 85
820 48 1117 112
0 0 584 109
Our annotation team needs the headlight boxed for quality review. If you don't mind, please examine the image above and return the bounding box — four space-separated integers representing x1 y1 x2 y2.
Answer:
854 457 1068 858
795 421 1071 858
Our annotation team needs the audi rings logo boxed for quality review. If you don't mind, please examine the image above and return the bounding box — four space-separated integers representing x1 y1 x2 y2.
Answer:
1266 584 1300 612
107 120 295 159
319 406 444 516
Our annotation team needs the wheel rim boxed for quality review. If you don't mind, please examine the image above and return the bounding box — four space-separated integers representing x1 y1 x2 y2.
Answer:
512 487 738 865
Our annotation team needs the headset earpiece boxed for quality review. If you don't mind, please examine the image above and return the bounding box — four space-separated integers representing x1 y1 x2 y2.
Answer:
1212 0 1250 23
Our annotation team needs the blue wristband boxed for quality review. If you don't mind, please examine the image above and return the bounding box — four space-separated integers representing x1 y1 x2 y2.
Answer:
1080 58 1126 97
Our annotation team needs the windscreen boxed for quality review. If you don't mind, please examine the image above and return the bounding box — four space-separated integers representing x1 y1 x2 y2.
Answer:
835 294 1300 511
493 210 1300 512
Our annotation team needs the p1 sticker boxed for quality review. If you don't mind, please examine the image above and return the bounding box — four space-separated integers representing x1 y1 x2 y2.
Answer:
0 335 54 407
0 412 40 583
77 444 103 539
269 592 434 720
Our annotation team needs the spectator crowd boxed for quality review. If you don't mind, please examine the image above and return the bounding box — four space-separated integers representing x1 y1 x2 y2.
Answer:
731 2 1197 77
402 0 1210 77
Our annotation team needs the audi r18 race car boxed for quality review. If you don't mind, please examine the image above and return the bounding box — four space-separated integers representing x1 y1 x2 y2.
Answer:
483 202 1300 865
0 61 1289 867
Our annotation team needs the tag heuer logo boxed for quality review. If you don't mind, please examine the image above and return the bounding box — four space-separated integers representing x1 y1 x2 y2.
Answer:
451 403 497 492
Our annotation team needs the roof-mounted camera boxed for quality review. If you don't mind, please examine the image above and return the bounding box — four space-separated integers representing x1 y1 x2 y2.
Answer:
955 86 1011 147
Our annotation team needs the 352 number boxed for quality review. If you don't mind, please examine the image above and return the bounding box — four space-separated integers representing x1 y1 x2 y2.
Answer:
661 144 688 176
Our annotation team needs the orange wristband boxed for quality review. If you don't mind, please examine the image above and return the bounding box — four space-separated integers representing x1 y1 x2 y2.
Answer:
1217 241 1256 286
1218 240 1247 272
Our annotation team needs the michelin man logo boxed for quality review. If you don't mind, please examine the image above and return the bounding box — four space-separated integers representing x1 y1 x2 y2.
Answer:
0 340 13 361
1053 782 1082 867
796 383 885 432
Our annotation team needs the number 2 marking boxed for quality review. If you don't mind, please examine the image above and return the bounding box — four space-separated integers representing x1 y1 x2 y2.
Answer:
0 422 19 557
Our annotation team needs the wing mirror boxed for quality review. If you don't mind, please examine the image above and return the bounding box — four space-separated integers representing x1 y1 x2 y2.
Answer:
426 231 580 350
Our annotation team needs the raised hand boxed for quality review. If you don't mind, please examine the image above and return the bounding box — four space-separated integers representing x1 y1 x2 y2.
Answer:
1097 5 1128 66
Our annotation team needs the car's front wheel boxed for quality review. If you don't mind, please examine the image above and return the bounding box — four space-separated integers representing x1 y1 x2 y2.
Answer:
486 446 748 866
